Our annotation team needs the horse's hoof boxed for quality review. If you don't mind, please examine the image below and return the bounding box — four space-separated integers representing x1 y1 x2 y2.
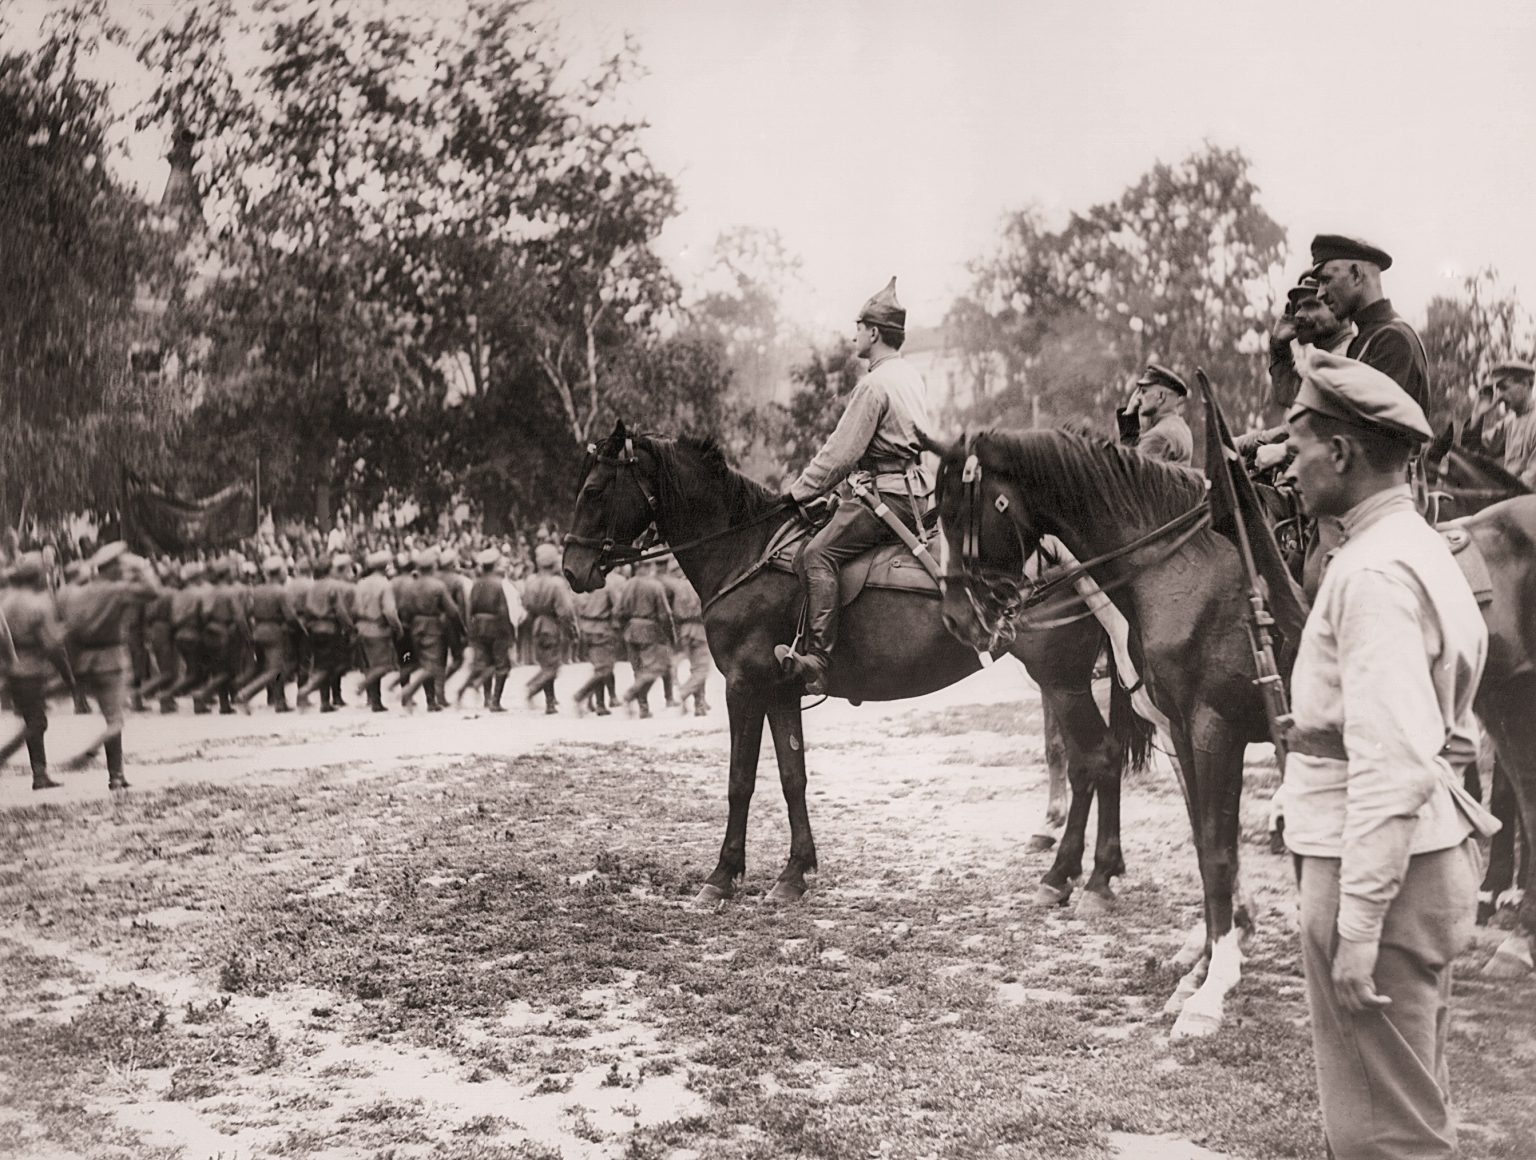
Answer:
1025 833 1057 853
1169 1002 1222 1040
1033 882 1072 908
1482 934 1534 979
1077 889 1116 918
693 883 731 910
764 880 806 905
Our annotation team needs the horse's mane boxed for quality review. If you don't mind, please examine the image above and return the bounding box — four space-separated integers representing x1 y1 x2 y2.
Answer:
971 427 1208 530
1439 439 1529 494
645 434 779 522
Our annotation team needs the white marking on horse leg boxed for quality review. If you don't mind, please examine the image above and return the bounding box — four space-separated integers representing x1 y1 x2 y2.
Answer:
1171 929 1245 1039
1163 955 1207 1017
1166 919 1206 972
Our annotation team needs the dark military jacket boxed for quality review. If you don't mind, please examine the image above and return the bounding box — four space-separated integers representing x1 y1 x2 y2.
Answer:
1347 298 1430 413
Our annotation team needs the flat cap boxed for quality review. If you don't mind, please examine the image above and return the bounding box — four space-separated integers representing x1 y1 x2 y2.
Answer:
1286 275 1323 307
1135 363 1187 396
1490 360 1535 383
90 541 128 569
857 277 906 334
1287 348 1432 443
475 547 501 568
1310 234 1393 271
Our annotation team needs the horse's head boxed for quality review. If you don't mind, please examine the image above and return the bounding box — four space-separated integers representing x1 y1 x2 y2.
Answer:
562 421 662 592
926 431 1043 653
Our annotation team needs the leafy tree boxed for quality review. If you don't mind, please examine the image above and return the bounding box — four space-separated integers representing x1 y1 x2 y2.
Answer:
1421 268 1533 424
767 340 863 482
0 2 180 524
948 144 1288 448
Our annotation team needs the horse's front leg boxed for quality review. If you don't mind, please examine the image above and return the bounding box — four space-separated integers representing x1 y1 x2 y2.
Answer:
1034 690 1097 908
695 685 766 908
764 691 817 903
1028 699 1070 852
1171 711 1251 1039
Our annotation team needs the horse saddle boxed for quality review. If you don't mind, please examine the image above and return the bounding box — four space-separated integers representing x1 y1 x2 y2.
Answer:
764 511 942 604
1438 522 1494 607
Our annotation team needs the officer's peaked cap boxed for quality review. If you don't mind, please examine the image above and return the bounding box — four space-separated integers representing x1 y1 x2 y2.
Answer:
1309 234 1393 272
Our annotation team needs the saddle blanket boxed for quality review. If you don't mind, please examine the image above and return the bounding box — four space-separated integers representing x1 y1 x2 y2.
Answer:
1438 522 1493 606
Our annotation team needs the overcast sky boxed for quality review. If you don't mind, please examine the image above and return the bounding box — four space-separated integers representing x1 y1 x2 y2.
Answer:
13 0 1536 339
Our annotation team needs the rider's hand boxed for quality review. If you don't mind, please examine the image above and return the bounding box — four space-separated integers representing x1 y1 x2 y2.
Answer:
1255 442 1291 471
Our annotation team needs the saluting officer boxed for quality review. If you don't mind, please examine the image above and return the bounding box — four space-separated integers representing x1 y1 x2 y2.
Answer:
1118 363 1193 463
1280 348 1486 1160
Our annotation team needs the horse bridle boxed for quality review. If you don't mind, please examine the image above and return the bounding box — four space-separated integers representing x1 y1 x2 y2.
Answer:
945 434 1212 643
563 435 795 576
562 437 664 572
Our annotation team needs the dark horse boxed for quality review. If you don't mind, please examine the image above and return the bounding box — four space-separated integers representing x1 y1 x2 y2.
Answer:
1425 429 1534 969
932 428 1536 1027
562 423 1150 910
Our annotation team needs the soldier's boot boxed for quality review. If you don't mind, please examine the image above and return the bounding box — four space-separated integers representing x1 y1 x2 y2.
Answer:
489 675 507 712
663 668 676 708
159 696 177 714
695 698 710 718
73 692 92 715
131 691 146 713
543 684 558 715
192 696 211 715
218 686 235 715
105 737 128 791
29 736 60 790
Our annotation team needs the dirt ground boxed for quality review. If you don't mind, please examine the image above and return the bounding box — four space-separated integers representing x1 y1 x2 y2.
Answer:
2 660 1532 1160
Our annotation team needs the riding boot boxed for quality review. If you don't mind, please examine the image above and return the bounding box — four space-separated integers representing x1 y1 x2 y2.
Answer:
105 736 128 790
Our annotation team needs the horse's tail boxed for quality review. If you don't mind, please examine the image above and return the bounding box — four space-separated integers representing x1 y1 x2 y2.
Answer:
1107 662 1154 774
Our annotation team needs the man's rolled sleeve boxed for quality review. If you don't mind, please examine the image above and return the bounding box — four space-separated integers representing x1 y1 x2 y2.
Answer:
790 382 885 501
1334 568 1444 942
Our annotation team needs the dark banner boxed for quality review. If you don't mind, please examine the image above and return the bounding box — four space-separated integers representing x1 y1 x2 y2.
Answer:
122 469 257 555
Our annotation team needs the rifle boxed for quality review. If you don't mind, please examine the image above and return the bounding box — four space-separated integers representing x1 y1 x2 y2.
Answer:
1196 369 1293 775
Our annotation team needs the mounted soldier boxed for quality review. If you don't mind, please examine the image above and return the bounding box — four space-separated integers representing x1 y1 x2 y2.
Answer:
774 277 933 695
1116 363 1193 464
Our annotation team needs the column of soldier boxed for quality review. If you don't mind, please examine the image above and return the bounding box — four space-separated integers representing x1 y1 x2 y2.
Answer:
1 537 715 793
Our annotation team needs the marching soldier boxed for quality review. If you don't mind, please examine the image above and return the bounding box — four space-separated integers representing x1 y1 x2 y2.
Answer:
521 542 577 714
614 559 674 718
390 549 416 695
1310 234 1431 411
1117 364 1193 463
286 557 316 698
664 558 712 717
235 556 302 711
1280 349 1486 1159
56 561 95 714
775 277 933 695
458 548 517 711
571 575 620 717
354 549 402 712
397 549 464 711
0 553 75 789
193 557 247 714
167 560 210 712
297 553 356 712
59 543 159 789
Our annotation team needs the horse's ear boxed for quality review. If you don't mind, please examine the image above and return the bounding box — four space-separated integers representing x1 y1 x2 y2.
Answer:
611 419 627 441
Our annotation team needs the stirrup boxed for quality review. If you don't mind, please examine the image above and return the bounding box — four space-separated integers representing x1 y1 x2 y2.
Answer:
774 644 828 695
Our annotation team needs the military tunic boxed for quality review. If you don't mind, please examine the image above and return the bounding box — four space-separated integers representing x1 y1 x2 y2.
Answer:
1131 412 1193 464
1346 298 1431 413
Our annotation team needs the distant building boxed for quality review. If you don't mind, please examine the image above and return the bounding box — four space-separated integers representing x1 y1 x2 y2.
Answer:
902 324 1005 424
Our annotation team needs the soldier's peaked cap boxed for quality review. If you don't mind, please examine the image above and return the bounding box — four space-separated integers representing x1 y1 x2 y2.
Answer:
857 277 906 333
1287 275 1323 307
1135 363 1187 396
1309 234 1393 271
1490 360 1535 383
1287 348 1431 443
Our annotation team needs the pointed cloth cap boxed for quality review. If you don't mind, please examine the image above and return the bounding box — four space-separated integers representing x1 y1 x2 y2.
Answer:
1287 348 1431 442
1309 234 1393 271
857 277 906 333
